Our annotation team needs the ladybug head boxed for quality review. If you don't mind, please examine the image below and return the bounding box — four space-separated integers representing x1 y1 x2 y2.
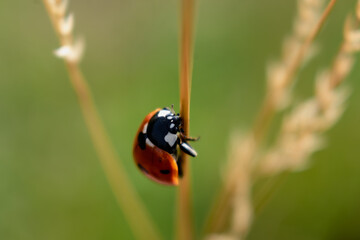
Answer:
167 114 182 134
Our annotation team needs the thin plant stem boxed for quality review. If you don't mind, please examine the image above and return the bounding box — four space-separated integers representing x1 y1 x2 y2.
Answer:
65 64 161 240
42 1 161 240
205 0 338 234
253 172 289 215
177 0 195 239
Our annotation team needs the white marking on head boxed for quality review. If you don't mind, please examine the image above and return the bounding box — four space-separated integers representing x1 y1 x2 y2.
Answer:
142 123 148 134
146 138 155 147
158 110 171 118
170 123 175 129
167 116 172 120
164 132 177 147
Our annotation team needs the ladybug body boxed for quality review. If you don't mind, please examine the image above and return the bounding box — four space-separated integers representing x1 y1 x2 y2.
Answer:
133 107 197 185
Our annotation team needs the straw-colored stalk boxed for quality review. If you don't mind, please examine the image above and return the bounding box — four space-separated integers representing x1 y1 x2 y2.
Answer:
228 134 254 239
258 10 360 177
205 133 255 240
253 0 337 143
42 1 161 240
210 1 360 239
205 138 254 240
252 3 360 220
177 0 196 239
206 0 337 235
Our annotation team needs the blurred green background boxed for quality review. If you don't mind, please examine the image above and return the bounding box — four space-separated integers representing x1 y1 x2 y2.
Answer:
1 0 360 239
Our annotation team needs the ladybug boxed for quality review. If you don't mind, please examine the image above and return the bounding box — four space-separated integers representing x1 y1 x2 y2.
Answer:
133 106 198 185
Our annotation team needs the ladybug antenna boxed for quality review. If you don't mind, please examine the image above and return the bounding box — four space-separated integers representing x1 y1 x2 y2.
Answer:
170 104 176 114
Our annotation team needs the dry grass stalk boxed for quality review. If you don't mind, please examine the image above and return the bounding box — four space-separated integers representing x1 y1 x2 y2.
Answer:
258 5 360 176
42 1 161 240
228 134 254 239
253 0 337 143
217 1 360 238
205 0 337 236
177 0 196 239
205 133 255 236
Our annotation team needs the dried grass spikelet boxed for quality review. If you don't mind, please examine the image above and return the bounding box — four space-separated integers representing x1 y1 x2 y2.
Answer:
295 0 324 40
224 133 254 184
205 234 238 240
259 6 360 176
267 0 323 110
228 134 253 239
209 133 254 239
45 0 84 63
206 0 338 237
230 181 252 240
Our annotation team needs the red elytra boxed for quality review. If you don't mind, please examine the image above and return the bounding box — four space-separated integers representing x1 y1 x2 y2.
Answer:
133 109 179 185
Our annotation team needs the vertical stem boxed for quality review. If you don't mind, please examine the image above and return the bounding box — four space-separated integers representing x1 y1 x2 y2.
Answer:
42 2 162 239
177 0 195 239
65 63 161 240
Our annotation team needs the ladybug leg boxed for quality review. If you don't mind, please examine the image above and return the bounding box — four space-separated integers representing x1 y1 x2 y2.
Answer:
174 140 184 177
179 141 197 157
176 138 197 157
180 132 200 142
177 156 184 178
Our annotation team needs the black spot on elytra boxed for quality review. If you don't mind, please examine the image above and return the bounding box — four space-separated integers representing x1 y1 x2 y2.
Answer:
137 163 148 173
160 170 170 174
138 132 146 150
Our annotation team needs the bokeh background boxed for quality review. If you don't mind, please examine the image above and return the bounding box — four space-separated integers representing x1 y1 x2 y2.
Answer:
1 0 360 239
